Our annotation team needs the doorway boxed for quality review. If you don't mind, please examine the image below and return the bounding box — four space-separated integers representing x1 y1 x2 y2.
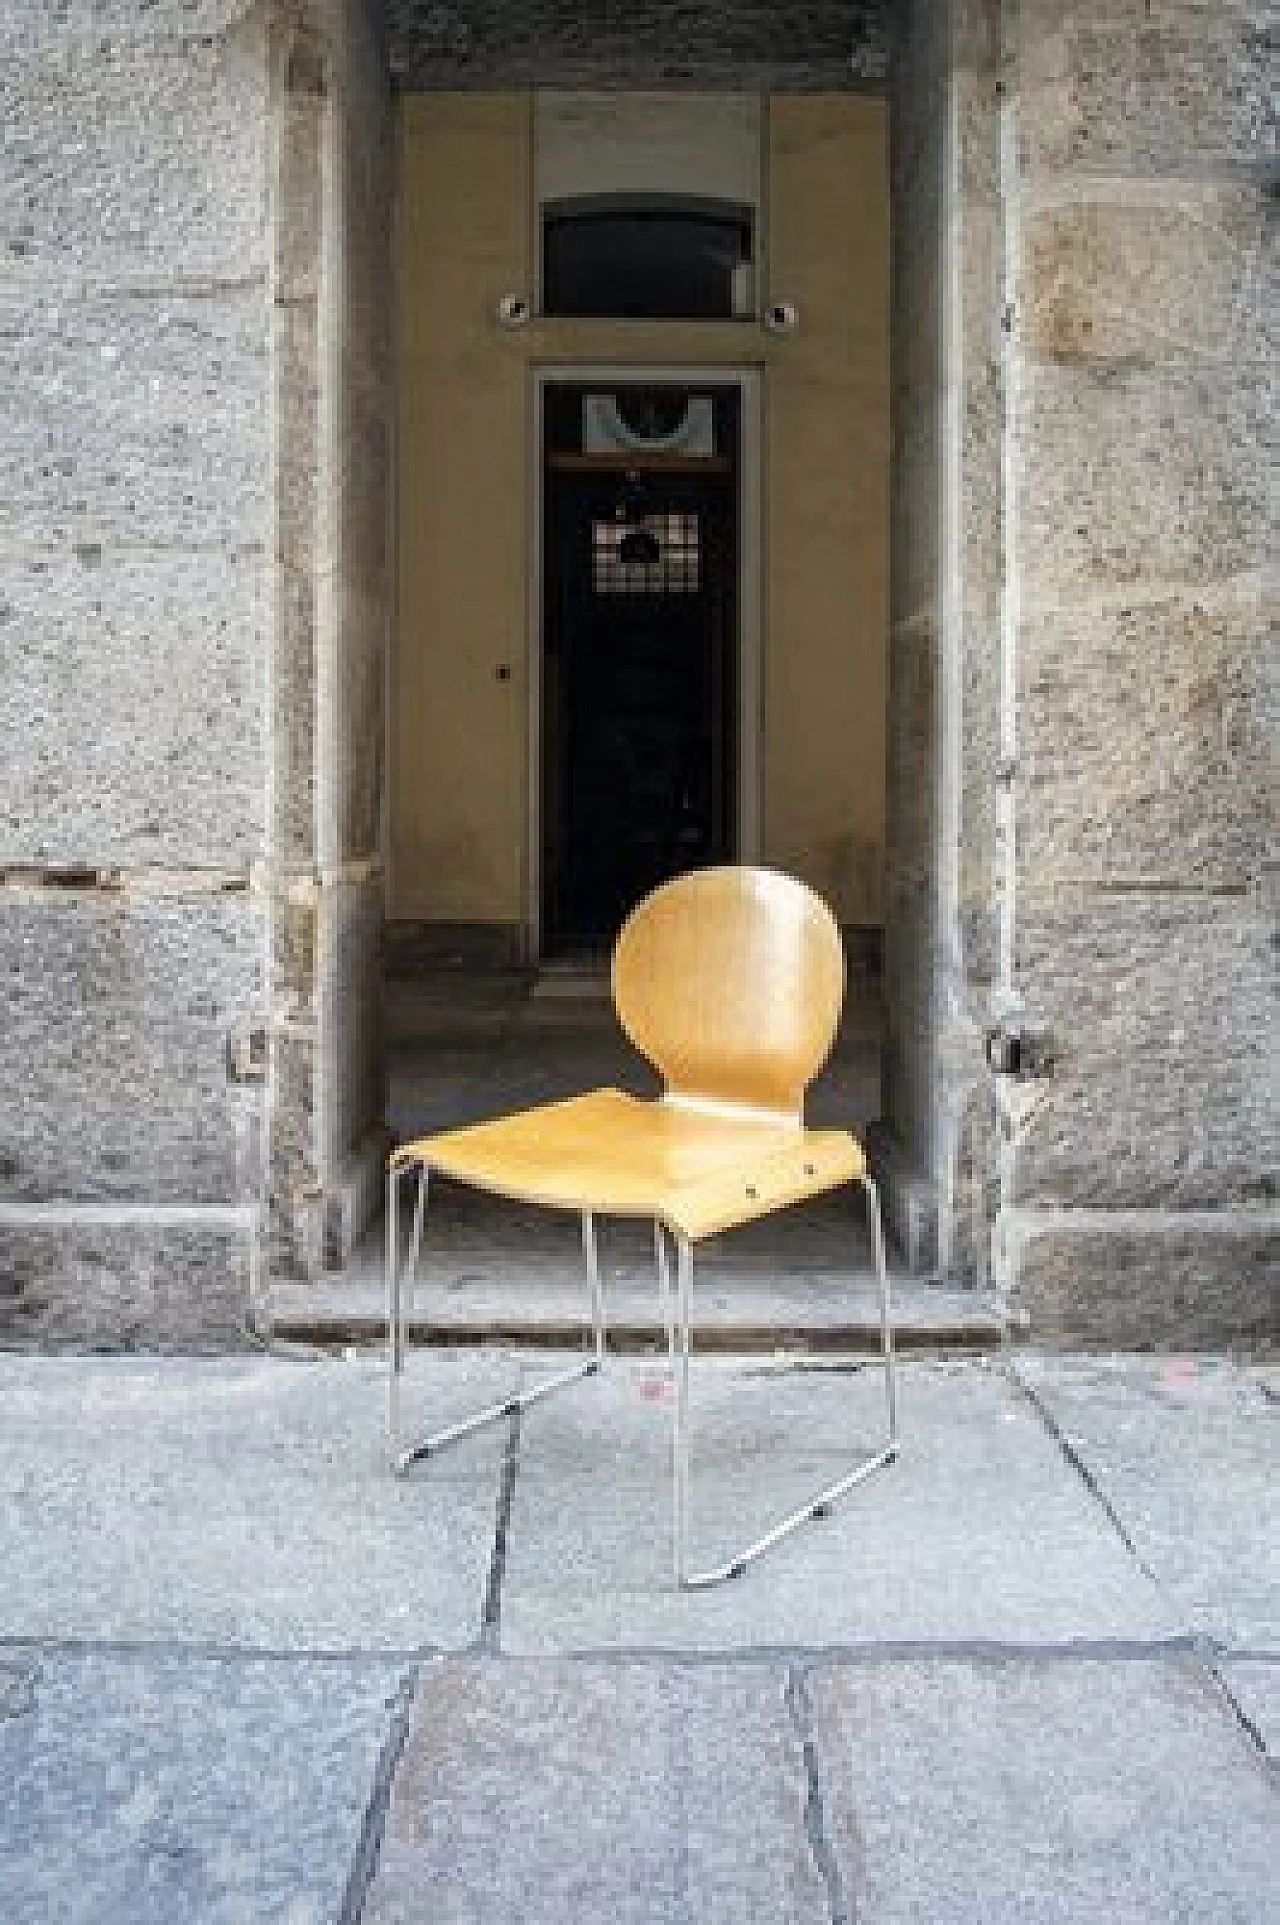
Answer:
540 382 741 953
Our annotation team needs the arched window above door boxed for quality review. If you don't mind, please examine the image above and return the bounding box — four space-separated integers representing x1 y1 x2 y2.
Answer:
541 195 754 319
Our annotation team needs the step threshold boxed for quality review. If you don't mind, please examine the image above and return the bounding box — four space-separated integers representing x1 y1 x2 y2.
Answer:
267 1274 1006 1355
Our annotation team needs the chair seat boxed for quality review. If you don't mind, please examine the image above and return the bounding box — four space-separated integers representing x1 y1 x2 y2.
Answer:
391 1087 863 1243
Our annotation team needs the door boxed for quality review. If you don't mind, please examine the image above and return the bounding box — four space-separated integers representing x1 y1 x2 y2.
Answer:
541 384 739 952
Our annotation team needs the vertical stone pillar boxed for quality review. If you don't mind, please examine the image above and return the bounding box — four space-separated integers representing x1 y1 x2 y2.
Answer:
267 0 390 1279
883 0 1003 1280
268 15 328 1275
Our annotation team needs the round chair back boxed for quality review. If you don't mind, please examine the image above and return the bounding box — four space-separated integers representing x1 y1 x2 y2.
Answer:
611 866 845 1121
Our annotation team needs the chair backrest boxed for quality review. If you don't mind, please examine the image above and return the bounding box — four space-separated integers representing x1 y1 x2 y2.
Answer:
611 865 845 1122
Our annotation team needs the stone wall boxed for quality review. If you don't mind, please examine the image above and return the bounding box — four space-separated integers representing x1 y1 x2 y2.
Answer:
0 0 273 1344
998 0 1278 1343
0 0 392 1337
886 0 1277 1340
386 1 888 87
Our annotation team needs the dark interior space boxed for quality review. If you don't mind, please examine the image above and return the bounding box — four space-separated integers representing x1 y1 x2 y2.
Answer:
542 383 740 951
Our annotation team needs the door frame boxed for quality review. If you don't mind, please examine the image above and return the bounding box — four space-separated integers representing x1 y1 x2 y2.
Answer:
527 364 762 961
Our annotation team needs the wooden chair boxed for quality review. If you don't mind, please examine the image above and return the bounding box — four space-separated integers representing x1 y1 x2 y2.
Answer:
386 865 897 1588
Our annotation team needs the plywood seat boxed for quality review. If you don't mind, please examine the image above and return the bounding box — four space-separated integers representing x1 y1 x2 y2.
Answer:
387 865 897 1587
392 1088 862 1243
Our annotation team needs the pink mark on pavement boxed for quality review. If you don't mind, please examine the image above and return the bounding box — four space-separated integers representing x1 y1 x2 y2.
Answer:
635 1375 673 1404
1161 1358 1198 1393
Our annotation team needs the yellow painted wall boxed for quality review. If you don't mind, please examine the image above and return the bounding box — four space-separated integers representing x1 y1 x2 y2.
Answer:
392 92 888 932
393 94 531 923
764 97 889 924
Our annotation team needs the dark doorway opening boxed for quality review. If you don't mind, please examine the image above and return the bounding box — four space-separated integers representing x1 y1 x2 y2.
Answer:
541 383 740 953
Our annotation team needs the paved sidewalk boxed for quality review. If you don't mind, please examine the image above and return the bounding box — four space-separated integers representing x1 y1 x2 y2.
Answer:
0 1349 1275 1922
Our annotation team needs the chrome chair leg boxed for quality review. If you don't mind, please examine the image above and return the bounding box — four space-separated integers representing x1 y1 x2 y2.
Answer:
653 1222 681 1581
386 1162 426 1456
583 1210 607 1365
666 1173 898 1590
387 1165 605 1474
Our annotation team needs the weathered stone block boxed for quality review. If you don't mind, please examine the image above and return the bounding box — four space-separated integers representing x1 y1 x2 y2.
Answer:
1012 893 1275 1209
271 565 319 868
319 877 383 1172
271 890 318 1014
0 1218 256 1350
0 23 268 286
1020 587 1276 888
1021 188 1275 369
0 888 266 1204
1016 9 1272 175
954 61 1000 207
324 586 386 865
0 548 265 869
267 1023 322 1276
1018 359 1271 596
387 0 888 88
890 412 942 624
0 290 268 551
0 1 257 46
1005 1215 1279 1349
272 299 320 571
273 65 326 308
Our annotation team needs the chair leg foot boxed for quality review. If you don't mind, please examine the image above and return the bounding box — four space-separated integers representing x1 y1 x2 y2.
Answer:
388 1176 609 1472
394 1354 601 1473
664 1176 899 1591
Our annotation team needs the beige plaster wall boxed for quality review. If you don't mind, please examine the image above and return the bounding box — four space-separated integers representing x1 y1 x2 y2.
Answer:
393 93 531 924
392 91 888 935
764 96 889 923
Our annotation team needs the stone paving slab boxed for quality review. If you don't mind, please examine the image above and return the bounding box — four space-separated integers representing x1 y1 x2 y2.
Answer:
0 1354 513 1652
0 1648 403 1925
362 1653 1277 1925
810 1655 1278 1925
1011 1356 1279 1650
495 1360 1180 1653
362 1656 834 1925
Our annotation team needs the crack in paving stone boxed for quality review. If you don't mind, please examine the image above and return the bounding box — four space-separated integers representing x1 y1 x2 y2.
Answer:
1003 1360 1280 1779
1200 1660 1279 1779
1001 1361 1162 1587
785 1665 852 1925
337 1665 420 1925
477 1406 522 1651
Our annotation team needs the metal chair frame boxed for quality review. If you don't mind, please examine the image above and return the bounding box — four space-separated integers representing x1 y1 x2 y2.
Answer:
386 1161 897 1589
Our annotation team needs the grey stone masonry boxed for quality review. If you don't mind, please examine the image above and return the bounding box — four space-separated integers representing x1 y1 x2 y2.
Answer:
0 3 275 1341
386 0 889 88
883 0 1278 1341
998 0 1278 1341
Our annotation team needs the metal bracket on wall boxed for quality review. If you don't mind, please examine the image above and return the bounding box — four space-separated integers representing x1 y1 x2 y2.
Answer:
984 1023 1057 1081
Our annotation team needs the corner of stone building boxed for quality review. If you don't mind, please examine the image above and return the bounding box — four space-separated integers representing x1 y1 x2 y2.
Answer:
263 0 393 1283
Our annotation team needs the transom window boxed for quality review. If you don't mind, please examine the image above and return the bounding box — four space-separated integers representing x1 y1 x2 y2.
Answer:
543 197 753 319
592 512 701 596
